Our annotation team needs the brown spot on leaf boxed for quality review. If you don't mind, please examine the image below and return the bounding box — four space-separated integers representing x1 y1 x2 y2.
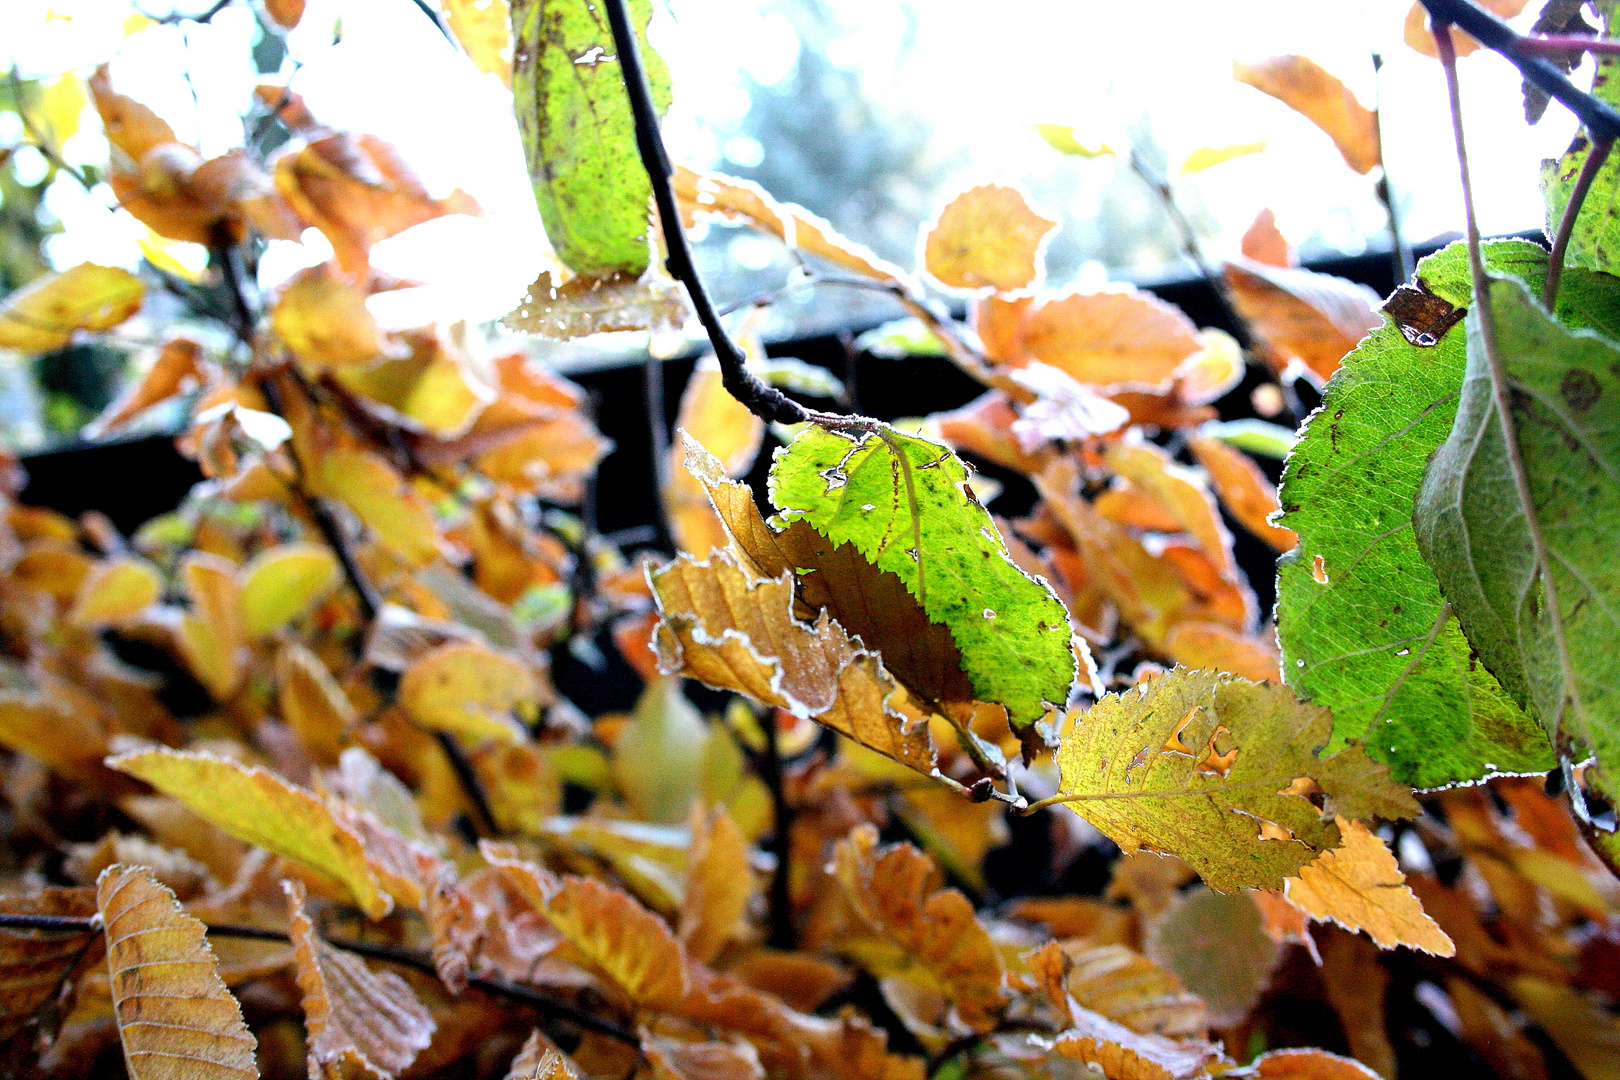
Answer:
1560 368 1601 412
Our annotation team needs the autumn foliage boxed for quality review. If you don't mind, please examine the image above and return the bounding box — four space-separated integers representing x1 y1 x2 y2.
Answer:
0 1 1617 1079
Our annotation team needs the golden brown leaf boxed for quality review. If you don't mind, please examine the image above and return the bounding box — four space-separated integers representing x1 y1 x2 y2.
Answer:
669 365 765 557
1187 435 1297 553
274 132 480 277
998 287 1204 392
108 748 393 919
1223 260 1381 382
482 842 690 1010
651 551 939 775
444 0 512 85
1106 441 1238 579
176 551 247 701
87 338 203 437
1254 1048 1382 1080
399 641 540 743
67 556 161 629
1233 56 1379 174
0 263 144 352
1025 941 1206 1039
1317 930 1393 1078
0 887 99 1044
680 804 754 966
504 1030 583 1079
831 825 1006 1032
97 864 259 1080
0 692 109 777
1404 0 1529 59
1162 621 1282 683
271 263 391 370
1039 1000 1220 1080
88 65 177 163
1508 977 1620 1080
1284 818 1453 955
284 880 435 1079
923 184 1057 293
276 644 356 768
317 450 443 567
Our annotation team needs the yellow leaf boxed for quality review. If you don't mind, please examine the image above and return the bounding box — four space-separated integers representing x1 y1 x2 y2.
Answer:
399 640 540 743
107 747 393 918
238 542 340 639
444 0 513 85
284 880 435 1080
482 842 690 1010
34 74 88 145
1031 124 1116 159
271 263 391 370
176 551 247 701
319 450 443 567
1284 818 1454 955
67 555 161 628
276 643 357 768
0 264 144 352
88 337 204 438
923 183 1058 293
138 228 210 284
0 692 108 777
97 864 259 1080
679 804 753 966
1233 56 1379 175
0 887 99 1045
1179 141 1266 174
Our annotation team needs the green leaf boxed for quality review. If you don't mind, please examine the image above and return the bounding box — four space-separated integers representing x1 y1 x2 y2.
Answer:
1201 419 1295 459
1053 669 1417 893
1414 272 1620 782
509 0 669 276
1541 2 1620 276
767 425 1078 736
1275 240 1601 789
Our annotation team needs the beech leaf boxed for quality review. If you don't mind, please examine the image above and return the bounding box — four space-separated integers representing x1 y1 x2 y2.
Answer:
107 748 393 918
1233 55 1379 174
0 263 144 352
1283 818 1454 955
769 424 1077 735
1253 1048 1383 1080
504 1030 583 1079
97 864 259 1080
510 0 668 275
0 692 109 777
922 183 1057 293
1222 259 1381 383
1053 669 1417 892
238 543 339 640
1414 272 1620 782
679 805 753 965
285 880 435 1079
399 640 540 743
1187 435 1296 554
0 886 99 1044
318 450 444 568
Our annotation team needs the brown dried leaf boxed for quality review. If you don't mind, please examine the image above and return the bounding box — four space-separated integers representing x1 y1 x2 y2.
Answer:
1187 435 1297 553
1284 818 1455 955
923 184 1057 293
97 865 259 1080
1145 887 1279 1029
669 365 765 557
0 887 99 1044
680 804 753 966
108 747 393 919
504 269 689 340
1223 260 1382 382
0 263 144 352
831 825 1006 1032
1233 56 1379 174
284 880 434 1079
399 641 539 743
643 1035 765 1080
87 338 203 437
1040 1000 1220 1080
481 842 690 1010
1026 941 1207 1039
1509 976 1620 1080
504 1030 583 1079
1242 209 1293 268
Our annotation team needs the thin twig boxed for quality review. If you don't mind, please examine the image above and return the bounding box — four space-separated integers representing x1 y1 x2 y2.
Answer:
1515 34 1620 58
1434 20 1582 764
1544 133 1613 309
1418 0 1620 143
0 913 639 1044
600 0 808 425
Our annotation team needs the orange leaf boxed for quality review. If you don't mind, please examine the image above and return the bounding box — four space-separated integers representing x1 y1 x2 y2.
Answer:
1187 435 1297 553
923 184 1057 293
1284 818 1454 955
1162 621 1282 683
1223 260 1381 382
1241 209 1293 268
482 842 690 1010
643 1035 764 1080
1010 288 1203 391
679 804 754 966
266 0 306 29
97 865 259 1080
504 1030 583 1079
88 65 178 163
285 880 435 1079
1254 1048 1382 1080
1233 56 1380 174
1404 0 1529 60
1039 1001 1220 1080
1106 441 1238 579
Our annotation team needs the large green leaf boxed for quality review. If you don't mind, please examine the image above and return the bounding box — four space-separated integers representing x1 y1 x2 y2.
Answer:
1274 240 1605 789
767 425 1077 737
510 0 670 276
1414 272 1620 782
1542 1 1620 276
1053 669 1418 893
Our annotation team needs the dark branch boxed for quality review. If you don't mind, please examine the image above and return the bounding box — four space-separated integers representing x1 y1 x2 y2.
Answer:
1417 0 1620 143
600 0 810 426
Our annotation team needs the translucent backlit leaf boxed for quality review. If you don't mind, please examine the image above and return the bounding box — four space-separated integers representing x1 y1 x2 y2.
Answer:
318 450 443 568
922 183 1057 293
0 264 144 352
679 805 753 966
1223 260 1381 383
1233 56 1379 174
1283 818 1453 955
238 543 339 640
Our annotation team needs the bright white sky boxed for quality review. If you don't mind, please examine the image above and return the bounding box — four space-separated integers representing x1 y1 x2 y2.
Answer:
0 0 1584 319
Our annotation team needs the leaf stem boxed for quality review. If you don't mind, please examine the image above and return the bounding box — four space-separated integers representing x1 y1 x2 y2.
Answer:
1372 51 1415 285
1515 34 1620 58
1435 19 1582 746
600 0 808 426
1543 132 1613 309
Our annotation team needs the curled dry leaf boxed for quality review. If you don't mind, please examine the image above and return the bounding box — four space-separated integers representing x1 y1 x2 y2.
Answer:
97 865 258 1080
504 1030 583 1079
398 640 540 743
86 338 203 438
1283 818 1454 955
1223 259 1382 383
1036 1000 1221 1080
482 842 691 1010
0 886 100 1044
504 269 689 340
923 183 1058 293
831 825 1006 1032
284 880 435 1080
643 1035 765 1080
107 747 393 918
1054 668 1418 892
1232 56 1379 174
1024 941 1207 1039
0 263 144 352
